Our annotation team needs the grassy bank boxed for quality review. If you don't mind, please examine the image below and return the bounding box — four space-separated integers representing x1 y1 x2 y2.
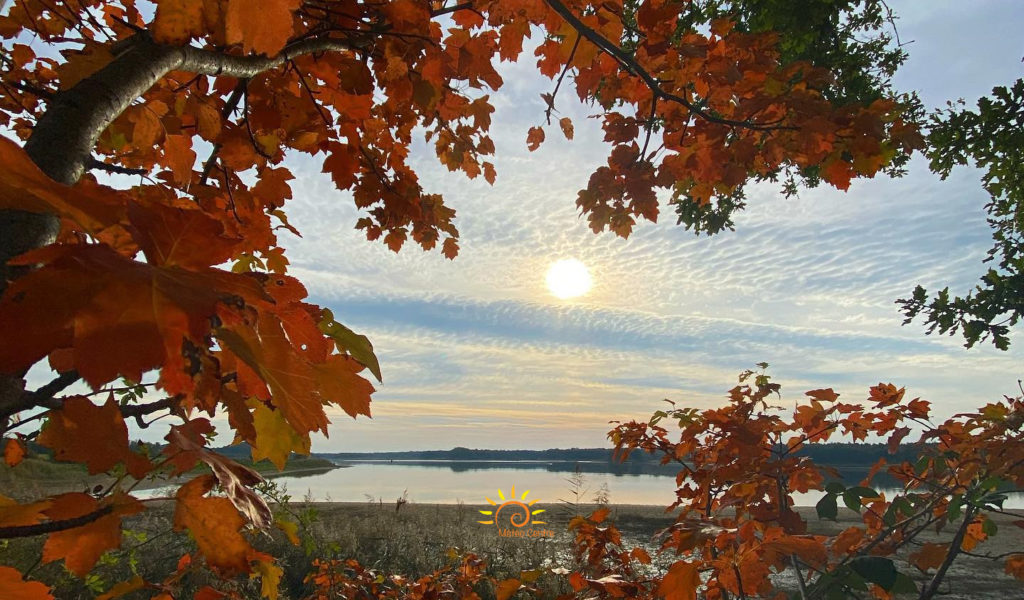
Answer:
1 493 1021 599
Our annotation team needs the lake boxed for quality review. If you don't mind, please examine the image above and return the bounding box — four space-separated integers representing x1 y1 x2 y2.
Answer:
262 460 1024 509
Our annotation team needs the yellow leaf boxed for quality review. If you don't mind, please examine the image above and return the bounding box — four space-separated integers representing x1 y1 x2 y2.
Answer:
250 400 310 470
251 557 283 600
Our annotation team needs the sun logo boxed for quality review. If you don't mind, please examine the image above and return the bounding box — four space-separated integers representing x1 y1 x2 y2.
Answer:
477 485 546 528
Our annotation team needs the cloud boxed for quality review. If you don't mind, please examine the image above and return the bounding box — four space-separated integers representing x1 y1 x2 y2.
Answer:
260 7 1024 451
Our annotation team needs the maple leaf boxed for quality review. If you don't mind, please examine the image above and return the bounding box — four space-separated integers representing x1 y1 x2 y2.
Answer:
1006 554 1024 580
225 0 301 56
41 492 143 577
495 578 521 600
909 543 948 572
95 575 147 600
526 126 545 151
164 134 197 185
0 244 267 388
127 199 242 269
250 555 283 600
4 437 25 466
217 313 329 435
250 400 311 470
559 117 574 140
0 137 124 235
0 494 51 528
173 475 255 575
37 396 129 474
153 0 205 44
657 561 699 600
165 421 273 529
0 566 54 600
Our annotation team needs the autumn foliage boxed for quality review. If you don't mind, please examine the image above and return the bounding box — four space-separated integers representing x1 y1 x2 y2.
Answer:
0 0 1000 598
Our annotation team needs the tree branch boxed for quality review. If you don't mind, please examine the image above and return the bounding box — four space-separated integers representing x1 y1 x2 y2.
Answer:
430 2 475 18
0 505 113 539
86 156 147 176
919 507 975 600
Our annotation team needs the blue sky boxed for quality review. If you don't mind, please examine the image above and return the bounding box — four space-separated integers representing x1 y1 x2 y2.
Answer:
276 1 1024 451
20 1 1023 453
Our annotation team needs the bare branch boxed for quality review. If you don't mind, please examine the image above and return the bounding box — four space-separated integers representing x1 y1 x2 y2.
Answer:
0 505 113 539
86 156 147 176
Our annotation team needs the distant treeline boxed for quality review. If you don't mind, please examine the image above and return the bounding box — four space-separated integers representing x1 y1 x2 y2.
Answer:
320 443 928 467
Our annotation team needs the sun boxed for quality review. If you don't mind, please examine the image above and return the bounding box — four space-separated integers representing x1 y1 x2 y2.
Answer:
546 258 592 299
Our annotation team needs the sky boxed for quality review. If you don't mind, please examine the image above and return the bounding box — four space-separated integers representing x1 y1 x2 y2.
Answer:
20 1 1024 452
263 1 1024 452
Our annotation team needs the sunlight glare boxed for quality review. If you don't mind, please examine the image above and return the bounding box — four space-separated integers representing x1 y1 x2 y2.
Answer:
546 258 592 299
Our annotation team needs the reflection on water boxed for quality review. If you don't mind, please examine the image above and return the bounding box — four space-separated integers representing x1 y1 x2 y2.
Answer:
266 461 1024 508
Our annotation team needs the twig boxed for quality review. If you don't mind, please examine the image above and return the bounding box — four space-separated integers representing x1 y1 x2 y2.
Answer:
86 156 147 176
0 506 113 539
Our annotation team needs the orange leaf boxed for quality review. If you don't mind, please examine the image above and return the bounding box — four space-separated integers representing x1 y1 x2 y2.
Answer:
164 134 196 185
559 117 574 140
0 566 54 600
225 0 301 56
0 244 267 387
910 543 948 572
314 354 375 419
4 437 25 466
657 561 699 600
95 575 146 600
37 396 129 474
495 578 521 600
165 421 272 528
0 494 52 528
42 492 143 577
173 475 255 575
0 137 124 235
805 388 839 402
526 126 545 151
153 0 205 44
126 199 241 269
1005 554 1024 580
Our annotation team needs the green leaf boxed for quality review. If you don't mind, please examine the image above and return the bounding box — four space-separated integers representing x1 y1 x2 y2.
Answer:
825 481 846 494
318 309 382 382
948 494 963 520
891 572 918 594
850 557 898 591
982 518 998 536
816 493 838 520
843 490 864 512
